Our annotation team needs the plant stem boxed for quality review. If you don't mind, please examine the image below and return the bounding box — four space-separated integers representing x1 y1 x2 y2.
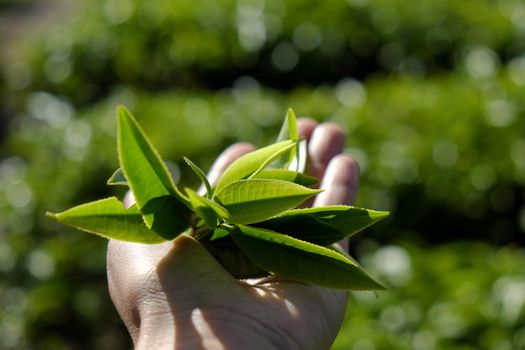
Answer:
191 225 212 241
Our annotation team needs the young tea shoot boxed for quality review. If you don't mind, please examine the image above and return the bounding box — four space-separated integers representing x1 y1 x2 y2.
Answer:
47 106 388 290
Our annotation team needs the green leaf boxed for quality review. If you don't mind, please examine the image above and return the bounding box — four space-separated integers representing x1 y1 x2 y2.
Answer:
214 140 296 192
108 162 181 187
253 214 345 246
184 157 213 198
185 188 230 229
215 179 322 224
46 197 168 243
187 188 229 218
275 109 301 170
276 108 299 142
141 196 191 239
209 227 230 241
289 138 308 173
107 168 128 186
280 206 389 237
255 206 388 245
253 169 318 186
231 225 384 290
117 106 190 232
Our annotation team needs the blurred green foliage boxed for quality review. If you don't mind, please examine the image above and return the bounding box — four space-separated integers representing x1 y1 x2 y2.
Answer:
335 241 525 350
1 0 525 348
5 0 525 103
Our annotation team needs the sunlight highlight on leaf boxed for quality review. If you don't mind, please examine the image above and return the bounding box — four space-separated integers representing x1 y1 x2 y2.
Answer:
216 179 321 224
214 140 296 192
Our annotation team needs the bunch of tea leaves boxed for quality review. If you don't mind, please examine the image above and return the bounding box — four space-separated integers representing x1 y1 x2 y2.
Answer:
47 107 388 290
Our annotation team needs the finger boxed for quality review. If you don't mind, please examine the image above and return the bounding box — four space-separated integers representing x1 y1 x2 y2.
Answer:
314 154 360 207
123 191 135 208
297 117 318 140
202 142 255 192
306 123 346 180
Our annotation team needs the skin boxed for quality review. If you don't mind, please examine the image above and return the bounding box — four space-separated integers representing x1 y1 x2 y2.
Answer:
107 118 360 349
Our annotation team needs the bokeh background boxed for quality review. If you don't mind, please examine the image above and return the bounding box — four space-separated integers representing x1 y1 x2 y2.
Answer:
1 0 525 349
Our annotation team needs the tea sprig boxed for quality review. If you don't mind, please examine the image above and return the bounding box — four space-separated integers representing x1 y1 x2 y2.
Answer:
47 106 388 291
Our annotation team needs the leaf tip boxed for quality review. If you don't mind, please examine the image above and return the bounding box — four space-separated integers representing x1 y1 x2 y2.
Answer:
116 105 136 127
45 211 58 220
182 156 196 169
116 104 129 116
369 281 386 291
365 275 387 291
372 210 390 221
313 188 324 195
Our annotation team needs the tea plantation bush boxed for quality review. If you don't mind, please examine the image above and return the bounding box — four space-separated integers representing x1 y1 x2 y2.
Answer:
1 0 524 348
5 0 525 105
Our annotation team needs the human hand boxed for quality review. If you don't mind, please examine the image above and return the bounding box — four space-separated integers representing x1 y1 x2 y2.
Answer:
107 118 360 349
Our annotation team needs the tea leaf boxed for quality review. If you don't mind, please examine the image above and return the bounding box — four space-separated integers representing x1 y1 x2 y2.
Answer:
184 157 213 198
107 168 128 186
276 108 299 142
279 206 389 237
231 225 384 290
200 196 229 219
190 203 218 229
275 109 300 169
253 169 318 186
214 140 296 192
289 138 308 173
253 214 345 245
108 162 181 187
46 197 168 243
117 106 190 230
139 196 191 239
248 142 299 179
215 179 322 224
209 227 230 241
186 188 230 229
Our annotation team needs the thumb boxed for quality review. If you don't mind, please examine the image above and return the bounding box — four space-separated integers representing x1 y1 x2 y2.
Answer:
152 234 239 296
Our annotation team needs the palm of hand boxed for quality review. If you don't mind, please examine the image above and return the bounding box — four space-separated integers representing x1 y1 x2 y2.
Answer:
107 119 360 350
